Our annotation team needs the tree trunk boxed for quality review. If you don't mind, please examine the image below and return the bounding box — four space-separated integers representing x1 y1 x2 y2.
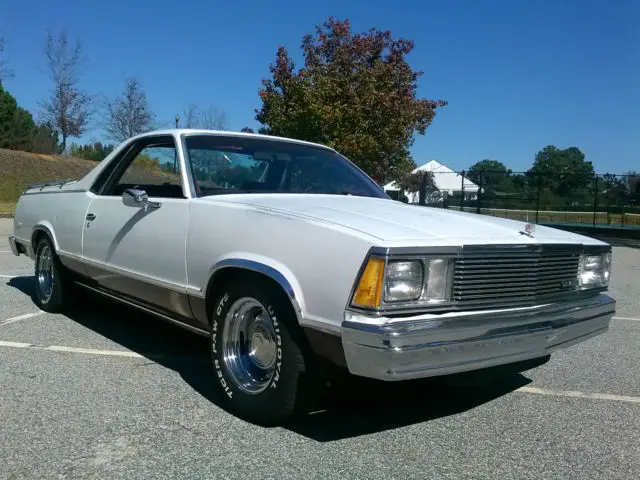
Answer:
419 176 427 206
61 134 67 154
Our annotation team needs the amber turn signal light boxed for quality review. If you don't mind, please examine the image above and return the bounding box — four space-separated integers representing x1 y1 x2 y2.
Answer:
352 257 385 308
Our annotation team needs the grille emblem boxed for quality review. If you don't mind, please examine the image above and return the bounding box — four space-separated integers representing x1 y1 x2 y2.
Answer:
560 278 578 289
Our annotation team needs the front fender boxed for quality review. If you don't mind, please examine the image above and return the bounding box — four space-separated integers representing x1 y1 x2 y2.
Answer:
206 253 306 318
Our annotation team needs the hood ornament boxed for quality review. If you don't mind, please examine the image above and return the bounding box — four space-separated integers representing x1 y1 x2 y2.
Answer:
520 223 535 238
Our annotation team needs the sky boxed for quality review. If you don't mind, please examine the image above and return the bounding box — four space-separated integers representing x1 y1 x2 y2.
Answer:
1 0 638 173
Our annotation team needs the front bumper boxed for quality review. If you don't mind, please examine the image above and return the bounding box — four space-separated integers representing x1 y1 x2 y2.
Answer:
8 235 20 256
342 294 615 381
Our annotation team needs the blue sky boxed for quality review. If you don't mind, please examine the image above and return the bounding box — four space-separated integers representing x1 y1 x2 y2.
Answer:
1 0 638 173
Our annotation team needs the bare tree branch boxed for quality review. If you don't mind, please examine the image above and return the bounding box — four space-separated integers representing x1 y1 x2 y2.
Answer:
183 103 198 128
104 77 155 142
38 30 92 152
181 103 228 130
200 106 227 130
0 34 15 87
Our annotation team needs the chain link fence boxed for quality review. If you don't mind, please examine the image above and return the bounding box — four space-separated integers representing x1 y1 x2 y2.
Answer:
386 171 640 229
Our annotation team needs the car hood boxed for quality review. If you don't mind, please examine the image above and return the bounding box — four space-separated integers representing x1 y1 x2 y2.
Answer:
209 194 605 246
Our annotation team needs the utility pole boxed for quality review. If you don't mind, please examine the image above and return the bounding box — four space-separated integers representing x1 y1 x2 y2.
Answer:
535 175 541 224
592 175 598 227
477 171 483 214
460 170 465 212
175 114 180 128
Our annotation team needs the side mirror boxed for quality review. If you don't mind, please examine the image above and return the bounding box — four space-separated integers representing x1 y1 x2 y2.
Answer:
122 188 161 209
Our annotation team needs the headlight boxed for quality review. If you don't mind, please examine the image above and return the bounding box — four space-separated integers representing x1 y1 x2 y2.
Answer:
384 260 423 302
351 255 452 309
578 252 612 288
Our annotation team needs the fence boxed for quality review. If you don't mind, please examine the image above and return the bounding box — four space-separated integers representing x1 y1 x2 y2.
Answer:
387 171 640 229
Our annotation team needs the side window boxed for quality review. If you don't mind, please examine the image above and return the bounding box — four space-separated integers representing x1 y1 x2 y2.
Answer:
104 138 184 198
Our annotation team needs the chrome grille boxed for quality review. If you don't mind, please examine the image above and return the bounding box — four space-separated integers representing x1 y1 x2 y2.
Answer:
452 246 581 308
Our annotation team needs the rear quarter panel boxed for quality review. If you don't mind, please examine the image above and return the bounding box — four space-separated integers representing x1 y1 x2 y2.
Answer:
14 188 91 258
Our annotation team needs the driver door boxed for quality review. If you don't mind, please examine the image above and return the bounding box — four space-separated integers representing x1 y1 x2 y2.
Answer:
81 134 195 324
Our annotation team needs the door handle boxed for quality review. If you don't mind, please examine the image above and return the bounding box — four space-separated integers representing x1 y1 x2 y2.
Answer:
86 213 96 221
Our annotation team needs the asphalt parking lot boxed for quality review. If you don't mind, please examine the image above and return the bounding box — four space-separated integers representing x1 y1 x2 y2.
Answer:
1 218 638 479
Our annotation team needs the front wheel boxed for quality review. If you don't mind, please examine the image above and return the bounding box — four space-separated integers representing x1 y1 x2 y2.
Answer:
209 280 313 426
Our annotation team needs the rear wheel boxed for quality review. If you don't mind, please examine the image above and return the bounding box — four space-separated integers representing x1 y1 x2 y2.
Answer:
33 237 68 313
209 279 315 426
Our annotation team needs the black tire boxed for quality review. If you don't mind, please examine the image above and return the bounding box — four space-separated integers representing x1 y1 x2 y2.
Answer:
33 236 68 313
209 279 315 426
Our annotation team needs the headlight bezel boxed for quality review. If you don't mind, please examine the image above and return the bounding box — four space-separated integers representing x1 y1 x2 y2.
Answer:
349 246 458 313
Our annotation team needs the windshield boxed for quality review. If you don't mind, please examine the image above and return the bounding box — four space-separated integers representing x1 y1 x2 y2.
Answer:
183 134 388 199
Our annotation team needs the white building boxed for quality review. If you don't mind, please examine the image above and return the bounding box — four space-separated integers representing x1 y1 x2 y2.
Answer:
384 160 480 204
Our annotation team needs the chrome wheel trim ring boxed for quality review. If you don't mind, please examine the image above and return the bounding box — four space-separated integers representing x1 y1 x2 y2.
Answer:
221 297 278 395
36 244 54 303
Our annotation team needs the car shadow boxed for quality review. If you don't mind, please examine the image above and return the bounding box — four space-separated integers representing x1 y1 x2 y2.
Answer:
7 275 534 441
286 371 532 441
8 275 37 301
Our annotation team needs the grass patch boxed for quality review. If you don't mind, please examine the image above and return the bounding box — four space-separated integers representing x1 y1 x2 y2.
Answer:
0 148 97 207
0 201 16 214
452 207 640 228
0 148 177 215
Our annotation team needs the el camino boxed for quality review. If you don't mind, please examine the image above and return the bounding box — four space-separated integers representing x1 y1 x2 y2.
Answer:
9 129 616 425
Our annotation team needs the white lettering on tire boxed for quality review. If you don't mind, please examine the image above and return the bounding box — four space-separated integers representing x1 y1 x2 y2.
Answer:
268 305 282 389
213 293 232 399
216 293 229 316
215 359 233 399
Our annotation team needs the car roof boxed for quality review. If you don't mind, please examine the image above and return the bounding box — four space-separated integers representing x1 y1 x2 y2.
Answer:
129 129 335 151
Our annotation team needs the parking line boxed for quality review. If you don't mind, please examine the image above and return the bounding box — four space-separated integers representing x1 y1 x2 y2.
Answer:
1 338 638 405
0 311 44 326
0 340 146 358
0 274 16 278
517 386 640 404
613 316 640 322
0 340 203 362
46 345 146 358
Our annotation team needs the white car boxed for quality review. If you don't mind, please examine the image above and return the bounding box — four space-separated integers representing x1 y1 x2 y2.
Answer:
9 129 616 425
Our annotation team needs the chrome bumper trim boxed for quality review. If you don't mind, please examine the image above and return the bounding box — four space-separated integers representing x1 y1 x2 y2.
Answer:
8 235 20 256
342 294 615 381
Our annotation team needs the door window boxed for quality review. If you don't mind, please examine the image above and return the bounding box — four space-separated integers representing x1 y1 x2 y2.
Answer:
103 137 184 198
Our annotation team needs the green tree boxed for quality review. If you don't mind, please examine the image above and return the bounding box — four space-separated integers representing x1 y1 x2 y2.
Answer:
528 146 595 199
0 86 36 151
256 17 447 184
627 171 640 197
396 170 438 204
467 160 513 188
598 174 627 206
31 122 60 154
69 141 114 161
